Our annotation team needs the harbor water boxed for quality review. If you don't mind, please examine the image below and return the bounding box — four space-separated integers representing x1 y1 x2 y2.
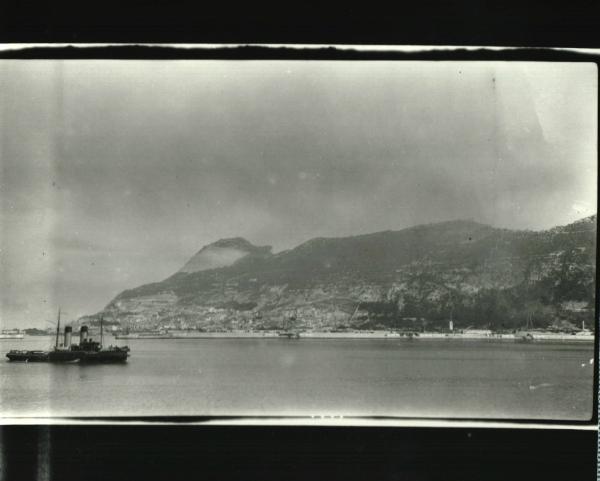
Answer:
0 335 595 420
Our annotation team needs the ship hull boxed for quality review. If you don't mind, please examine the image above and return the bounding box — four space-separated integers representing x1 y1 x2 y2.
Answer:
47 351 82 363
6 351 49 362
79 351 129 363
6 349 129 363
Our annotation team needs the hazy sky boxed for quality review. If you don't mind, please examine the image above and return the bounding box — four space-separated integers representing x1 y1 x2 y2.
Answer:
0 61 597 326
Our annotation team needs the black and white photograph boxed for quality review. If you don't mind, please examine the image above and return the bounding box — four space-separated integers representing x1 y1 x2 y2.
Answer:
0 58 596 422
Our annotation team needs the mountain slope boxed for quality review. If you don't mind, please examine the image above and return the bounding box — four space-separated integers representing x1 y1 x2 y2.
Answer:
178 237 272 273
86 215 596 332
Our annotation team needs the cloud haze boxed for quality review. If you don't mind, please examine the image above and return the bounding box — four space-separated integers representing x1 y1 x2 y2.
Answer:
0 60 596 326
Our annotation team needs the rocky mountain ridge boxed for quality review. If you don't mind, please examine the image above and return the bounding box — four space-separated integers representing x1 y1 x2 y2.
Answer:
81 215 597 332
178 237 272 274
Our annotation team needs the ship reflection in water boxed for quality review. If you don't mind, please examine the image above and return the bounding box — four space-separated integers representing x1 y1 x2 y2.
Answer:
6 314 129 364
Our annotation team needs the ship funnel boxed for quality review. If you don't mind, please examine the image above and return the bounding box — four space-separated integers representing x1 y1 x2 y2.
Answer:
64 326 72 348
80 326 88 344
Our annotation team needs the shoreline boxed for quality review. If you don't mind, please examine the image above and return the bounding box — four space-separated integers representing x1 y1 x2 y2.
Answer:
109 330 596 342
11 331 595 342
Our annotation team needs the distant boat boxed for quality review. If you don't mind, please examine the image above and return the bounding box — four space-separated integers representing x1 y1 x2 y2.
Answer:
278 310 301 339
516 332 535 343
515 313 535 342
278 331 300 339
0 332 24 339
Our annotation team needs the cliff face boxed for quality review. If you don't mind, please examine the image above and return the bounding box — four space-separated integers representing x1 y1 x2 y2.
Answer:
87 215 596 331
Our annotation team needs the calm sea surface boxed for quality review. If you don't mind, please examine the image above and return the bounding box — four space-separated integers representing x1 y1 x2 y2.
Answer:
0 335 594 420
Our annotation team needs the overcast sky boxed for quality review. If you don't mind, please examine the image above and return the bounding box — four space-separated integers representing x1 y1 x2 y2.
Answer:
0 60 597 327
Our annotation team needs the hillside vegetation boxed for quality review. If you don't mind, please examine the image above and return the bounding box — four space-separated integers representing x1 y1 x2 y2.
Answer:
82 215 596 332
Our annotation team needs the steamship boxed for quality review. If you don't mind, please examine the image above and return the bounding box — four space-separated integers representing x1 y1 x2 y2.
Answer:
6 310 129 363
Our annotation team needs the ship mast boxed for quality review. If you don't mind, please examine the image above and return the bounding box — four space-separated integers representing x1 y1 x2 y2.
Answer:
55 308 61 349
100 316 104 348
